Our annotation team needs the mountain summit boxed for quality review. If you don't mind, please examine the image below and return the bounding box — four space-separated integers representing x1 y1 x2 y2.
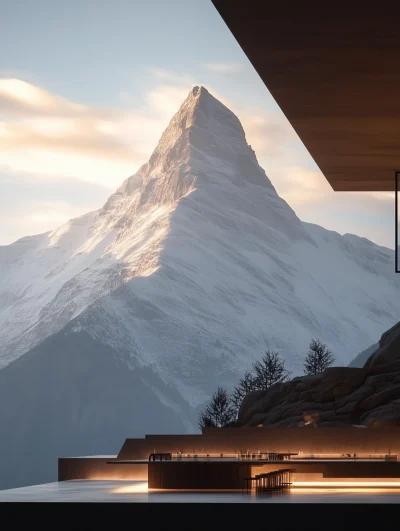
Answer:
119 85 275 202
0 88 310 368
0 87 399 489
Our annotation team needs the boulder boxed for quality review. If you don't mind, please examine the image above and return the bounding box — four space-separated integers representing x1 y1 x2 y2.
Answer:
336 401 358 414
368 360 400 376
237 321 400 429
334 385 374 409
365 321 400 368
238 390 266 421
359 385 400 411
246 413 268 427
271 415 304 427
364 372 400 388
361 401 400 427
321 367 367 387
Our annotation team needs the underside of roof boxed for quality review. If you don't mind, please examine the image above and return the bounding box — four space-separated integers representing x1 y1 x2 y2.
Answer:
212 1 400 191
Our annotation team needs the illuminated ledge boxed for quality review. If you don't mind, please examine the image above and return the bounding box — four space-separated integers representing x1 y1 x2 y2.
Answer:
109 459 400 464
111 482 149 494
293 482 400 488
71 455 117 459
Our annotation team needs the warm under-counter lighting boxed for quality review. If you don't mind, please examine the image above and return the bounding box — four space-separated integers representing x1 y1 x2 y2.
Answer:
111 482 149 494
293 481 400 488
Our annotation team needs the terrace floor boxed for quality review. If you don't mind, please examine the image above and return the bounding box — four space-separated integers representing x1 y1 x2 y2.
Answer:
1 480 400 503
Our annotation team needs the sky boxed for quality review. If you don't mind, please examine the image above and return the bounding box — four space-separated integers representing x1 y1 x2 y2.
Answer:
0 0 395 248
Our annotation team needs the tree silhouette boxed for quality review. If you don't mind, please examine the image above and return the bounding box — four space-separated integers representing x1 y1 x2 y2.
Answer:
252 350 290 391
198 411 216 429
230 371 258 417
198 387 236 429
303 338 335 375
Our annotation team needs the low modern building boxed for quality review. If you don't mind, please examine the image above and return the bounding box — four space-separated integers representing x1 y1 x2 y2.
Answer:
59 427 400 491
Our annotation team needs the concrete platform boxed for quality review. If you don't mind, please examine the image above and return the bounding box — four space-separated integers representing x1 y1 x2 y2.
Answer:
1 480 400 503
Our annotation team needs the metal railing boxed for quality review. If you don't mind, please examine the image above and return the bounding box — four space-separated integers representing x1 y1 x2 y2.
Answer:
150 452 398 462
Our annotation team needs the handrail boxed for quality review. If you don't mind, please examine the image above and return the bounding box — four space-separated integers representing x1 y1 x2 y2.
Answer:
153 452 398 462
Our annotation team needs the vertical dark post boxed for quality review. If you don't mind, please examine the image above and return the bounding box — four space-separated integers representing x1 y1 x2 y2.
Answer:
396 171 399 273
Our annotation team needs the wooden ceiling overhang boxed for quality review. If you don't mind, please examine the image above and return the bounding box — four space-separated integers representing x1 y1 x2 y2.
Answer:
212 1 400 191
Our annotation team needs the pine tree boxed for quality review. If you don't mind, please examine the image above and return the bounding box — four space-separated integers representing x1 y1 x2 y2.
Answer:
303 338 335 375
198 387 236 429
230 371 258 417
198 410 216 429
252 350 290 391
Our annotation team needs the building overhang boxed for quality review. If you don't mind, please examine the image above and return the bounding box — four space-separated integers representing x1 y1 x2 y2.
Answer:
211 1 400 192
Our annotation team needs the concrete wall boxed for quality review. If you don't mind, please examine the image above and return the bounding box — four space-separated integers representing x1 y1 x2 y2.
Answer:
58 458 148 481
251 461 400 480
148 461 400 489
119 427 400 459
148 462 251 489
59 427 400 482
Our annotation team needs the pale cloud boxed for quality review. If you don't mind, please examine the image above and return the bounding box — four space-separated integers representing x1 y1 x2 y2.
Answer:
1 150 136 189
1 74 395 249
0 78 86 116
0 78 60 107
272 166 331 205
149 68 195 86
0 199 95 243
145 84 195 119
23 117 78 136
0 75 315 200
268 165 395 248
29 200 91 225
366 191 394 202
0 73 301 245
204 62 243 74
270 166 395 208
0 78 163 188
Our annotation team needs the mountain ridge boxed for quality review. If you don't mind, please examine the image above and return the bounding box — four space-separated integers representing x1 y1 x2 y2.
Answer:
0 85 314 368
0 86 398 374
0 87 399 489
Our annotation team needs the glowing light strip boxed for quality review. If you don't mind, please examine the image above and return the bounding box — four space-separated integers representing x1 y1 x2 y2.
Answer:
293 481 400 487
111 482 149 494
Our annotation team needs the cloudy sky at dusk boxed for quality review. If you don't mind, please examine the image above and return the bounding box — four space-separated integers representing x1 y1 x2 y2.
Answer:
0 0 394 248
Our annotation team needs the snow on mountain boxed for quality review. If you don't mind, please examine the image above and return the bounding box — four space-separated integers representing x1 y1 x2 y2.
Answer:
0 85 399 424
0 85 399 489
348 342 380 368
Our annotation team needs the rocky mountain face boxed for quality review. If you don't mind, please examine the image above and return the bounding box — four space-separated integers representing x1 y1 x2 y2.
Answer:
238 321 400 428
0 86 399 489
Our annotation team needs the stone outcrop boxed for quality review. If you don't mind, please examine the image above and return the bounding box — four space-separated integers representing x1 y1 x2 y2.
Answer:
237 320 400 428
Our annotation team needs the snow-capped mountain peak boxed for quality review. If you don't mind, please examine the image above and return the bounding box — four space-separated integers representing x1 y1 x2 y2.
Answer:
117 85 275 202
0 87 399 489
0 86 398 390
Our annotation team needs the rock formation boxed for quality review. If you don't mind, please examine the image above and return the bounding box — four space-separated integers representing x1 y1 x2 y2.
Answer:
237 320 400 428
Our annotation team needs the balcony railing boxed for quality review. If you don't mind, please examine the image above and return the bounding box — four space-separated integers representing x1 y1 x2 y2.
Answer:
148 452 398 462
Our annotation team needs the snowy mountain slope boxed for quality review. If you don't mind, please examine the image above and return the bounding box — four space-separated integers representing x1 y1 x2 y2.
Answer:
0 85 307 368
0 85 399 489
63 208 397 408
0 328 191 490
348 342 379 368
0 86 398 379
